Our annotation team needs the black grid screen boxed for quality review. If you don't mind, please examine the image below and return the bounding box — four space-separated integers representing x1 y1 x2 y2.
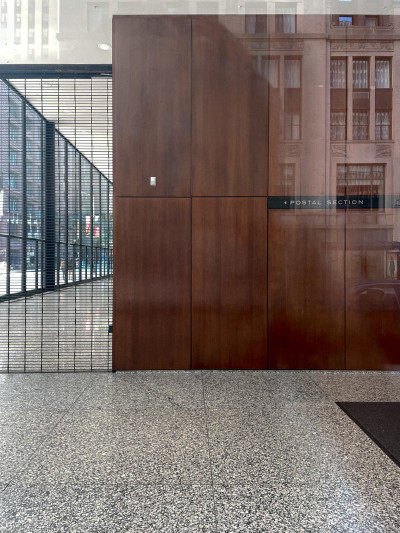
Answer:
0 75 113 372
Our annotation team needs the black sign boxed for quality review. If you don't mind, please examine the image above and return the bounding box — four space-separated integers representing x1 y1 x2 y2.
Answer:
267 196 400 210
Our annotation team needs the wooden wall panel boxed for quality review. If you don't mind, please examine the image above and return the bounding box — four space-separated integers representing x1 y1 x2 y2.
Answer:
113 16 191 197
113 198 191 370
268 211 345 369
192 198 268 369
346 210 400 370
192 17 269 197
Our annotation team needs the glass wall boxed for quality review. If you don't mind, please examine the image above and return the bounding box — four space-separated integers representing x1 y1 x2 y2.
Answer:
0 79 113 299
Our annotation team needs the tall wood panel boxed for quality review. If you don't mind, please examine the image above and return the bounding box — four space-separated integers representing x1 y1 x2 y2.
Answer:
192 198 268 369
268 211 345 369
191 17 269 197
346 210 400 370
113 198 191 370
113 16 191 197
113 15 398 372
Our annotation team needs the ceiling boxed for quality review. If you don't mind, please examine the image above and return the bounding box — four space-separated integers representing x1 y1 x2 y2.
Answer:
1 0 395 181
0 0 395 65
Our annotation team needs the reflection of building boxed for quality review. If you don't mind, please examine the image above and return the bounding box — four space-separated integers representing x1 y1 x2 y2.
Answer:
237 13 400 282
0 0 58 62
239 14 398 195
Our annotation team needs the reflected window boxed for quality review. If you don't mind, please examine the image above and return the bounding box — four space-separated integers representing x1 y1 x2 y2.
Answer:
337 164 385 196
275 3 296 34
375 59 390 88
331 59 346 89
245 15 268 34
284 58 301 140
353 59 369 89
375 59 392 140
284 111 300 141
245 3 268 33
375 111 391 141
352 58 369 140
262 57 279 88
353 111 369 140
280 164 295 195
331 58 347 140
284 58 300 88
331 112 346 141
365 16 378 27
333 15 387 27
338 16 352 26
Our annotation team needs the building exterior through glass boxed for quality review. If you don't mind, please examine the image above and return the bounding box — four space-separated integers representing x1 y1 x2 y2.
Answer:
0 79 113 300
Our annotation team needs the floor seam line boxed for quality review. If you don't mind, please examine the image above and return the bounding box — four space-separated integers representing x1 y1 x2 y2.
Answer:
201 370 219 533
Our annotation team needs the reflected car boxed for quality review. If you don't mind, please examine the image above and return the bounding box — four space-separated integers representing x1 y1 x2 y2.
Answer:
349 281 400 311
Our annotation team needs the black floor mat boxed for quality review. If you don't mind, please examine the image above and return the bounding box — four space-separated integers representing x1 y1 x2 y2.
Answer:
337 402 400 468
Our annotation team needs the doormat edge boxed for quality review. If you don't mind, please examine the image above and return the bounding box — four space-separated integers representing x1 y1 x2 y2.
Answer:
336 402 400 469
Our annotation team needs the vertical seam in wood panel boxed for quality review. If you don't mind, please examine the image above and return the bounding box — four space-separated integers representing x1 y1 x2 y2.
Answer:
266 203 269 369
266 30 270 369
190 15 195 198
190 17 193 369
344 206 347 370
344 25 348 370
112 19 116 370
190 197 193 370
344 24 349 371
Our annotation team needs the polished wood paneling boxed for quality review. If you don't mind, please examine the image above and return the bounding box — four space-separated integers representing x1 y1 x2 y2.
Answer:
268 211 345 369
113 198 191 370
192 198 268 369
113 16 191 197
191 17 269 196
346 210 400 370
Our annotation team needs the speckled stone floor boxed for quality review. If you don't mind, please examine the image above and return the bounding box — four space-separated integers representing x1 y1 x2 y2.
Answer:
0 370 399 532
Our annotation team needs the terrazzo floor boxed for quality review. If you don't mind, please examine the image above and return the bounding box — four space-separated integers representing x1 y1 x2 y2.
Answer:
0 370 400 532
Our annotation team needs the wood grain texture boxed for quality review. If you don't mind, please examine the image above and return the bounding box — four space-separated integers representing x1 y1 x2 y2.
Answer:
113 198 191 370
113 16 191 197
346 210 400 370
268 211 346 369
192 16 269 196
192 198 268 369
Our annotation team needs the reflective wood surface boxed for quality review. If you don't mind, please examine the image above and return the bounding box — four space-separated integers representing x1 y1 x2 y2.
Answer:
192 17 269 196
113 16 191 197
113 15 400 371
346 209 400 370
268 211 346 369
113 198 191 370
192 198 268 369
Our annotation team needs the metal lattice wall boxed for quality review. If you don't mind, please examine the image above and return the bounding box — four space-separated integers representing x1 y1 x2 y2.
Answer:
0 74 113 372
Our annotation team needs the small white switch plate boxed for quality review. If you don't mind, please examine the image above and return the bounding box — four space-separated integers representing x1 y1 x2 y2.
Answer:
150 176 157 186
